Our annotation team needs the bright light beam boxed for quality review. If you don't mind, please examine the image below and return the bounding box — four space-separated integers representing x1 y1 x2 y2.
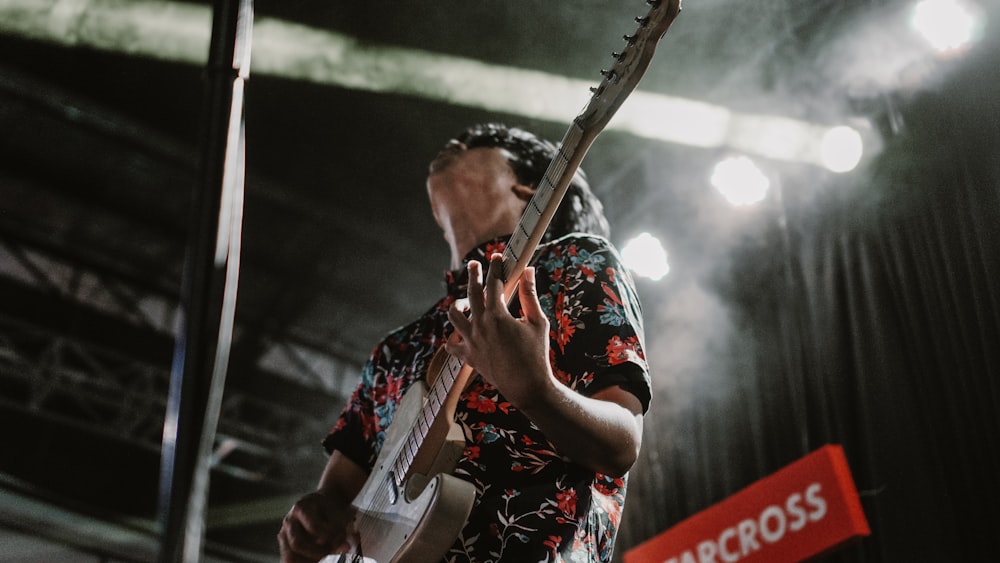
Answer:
0 0 862 169
711 156 770 206
621 233 670 281
820 126 864 173
911 0 979 53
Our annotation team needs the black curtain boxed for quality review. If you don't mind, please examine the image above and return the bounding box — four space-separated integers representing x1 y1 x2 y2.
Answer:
620 33 1000 563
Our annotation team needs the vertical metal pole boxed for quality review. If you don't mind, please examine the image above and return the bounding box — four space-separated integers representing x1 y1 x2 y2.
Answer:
157 1 253 561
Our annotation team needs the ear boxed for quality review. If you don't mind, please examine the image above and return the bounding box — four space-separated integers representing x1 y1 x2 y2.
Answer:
511 183 535 202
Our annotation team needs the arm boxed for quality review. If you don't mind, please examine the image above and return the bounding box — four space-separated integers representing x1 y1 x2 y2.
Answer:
277 450 368 563
446 255 644 477
523 380 644 477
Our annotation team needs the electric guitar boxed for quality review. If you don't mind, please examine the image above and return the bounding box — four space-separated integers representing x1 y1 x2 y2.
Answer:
326 2 681 561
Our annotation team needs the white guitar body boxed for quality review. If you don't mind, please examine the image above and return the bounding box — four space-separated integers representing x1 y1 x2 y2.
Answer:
338 380 477 563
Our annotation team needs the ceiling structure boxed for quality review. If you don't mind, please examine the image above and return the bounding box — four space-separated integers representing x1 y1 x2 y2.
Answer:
0 0 995 560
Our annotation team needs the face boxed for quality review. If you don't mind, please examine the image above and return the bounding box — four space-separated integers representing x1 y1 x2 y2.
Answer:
426 144 534 245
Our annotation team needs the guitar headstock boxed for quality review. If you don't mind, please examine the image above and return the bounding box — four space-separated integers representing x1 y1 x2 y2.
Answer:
575 0 681 136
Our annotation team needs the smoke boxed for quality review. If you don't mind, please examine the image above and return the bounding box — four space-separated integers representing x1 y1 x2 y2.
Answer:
644 272 740 427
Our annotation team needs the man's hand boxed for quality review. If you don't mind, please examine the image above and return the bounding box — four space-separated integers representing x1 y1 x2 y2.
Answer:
277 490 357 563
446 254 553 408
446 253 644 477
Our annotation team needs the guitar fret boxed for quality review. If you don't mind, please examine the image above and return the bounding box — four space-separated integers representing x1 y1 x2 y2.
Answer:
541 174 557 191
531 198 544 216
508 231 527 258
520 210 540 238
406 439 417 461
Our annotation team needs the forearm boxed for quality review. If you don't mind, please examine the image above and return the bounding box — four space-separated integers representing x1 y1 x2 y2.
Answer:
516 375 643 477
317 450 368 502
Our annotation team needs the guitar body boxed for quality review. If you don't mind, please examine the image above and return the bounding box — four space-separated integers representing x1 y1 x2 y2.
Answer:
350 379 476 563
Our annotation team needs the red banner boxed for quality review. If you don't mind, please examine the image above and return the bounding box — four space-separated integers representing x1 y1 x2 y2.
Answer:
624 445 870 563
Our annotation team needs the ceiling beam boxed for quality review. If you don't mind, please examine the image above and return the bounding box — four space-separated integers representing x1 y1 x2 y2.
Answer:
0 0 859 167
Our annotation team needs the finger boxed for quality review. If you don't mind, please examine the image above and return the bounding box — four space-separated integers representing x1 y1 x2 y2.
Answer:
281 518 334 560
466 260 485 318
517 266 545 325
485 254 507 312
288 499 329 543
334 521 362 556
447 301 471 337
445 305 469 361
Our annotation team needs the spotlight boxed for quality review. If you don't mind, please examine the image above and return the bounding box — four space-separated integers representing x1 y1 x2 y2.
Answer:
820 126 863 173
911 0 978 53
622 233 670 281
710 157 770 206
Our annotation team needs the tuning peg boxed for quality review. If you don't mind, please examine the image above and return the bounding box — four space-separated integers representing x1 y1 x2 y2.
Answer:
600 69 619 83
611 51 627 62
622 34 638 45
589 85 605 96
635 16 650 27
645 0 661 6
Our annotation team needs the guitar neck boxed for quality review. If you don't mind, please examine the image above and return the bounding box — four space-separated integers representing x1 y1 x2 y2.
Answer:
391 352 467 484
499 123 592 300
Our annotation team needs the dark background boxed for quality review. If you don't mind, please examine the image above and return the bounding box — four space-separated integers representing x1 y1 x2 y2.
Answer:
0 0 997 561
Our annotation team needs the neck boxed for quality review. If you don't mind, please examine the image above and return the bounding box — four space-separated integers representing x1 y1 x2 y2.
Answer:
442 208 524 270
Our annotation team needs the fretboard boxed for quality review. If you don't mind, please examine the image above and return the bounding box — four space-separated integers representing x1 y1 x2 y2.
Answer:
501 122 587 295
391 353 466 488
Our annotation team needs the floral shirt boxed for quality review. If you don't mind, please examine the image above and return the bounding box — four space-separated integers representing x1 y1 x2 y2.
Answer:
324 234 650 563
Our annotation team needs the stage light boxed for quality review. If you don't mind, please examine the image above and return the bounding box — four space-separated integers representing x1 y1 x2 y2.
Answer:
911 0 978 53
711 156 769 206
820 126 863 173
621 233 670 281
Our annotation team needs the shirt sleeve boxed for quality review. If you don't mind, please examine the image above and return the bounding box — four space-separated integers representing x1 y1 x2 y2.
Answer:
322 351 381 470
533 235 651 413
321 311 445 469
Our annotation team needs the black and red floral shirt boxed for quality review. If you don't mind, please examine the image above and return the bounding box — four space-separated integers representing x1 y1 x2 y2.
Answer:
324 233 650 562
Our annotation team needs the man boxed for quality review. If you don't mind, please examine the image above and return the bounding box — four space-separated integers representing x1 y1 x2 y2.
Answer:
278 123 650 562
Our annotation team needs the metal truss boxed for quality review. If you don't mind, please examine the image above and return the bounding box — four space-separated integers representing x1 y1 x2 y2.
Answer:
0 234 358 491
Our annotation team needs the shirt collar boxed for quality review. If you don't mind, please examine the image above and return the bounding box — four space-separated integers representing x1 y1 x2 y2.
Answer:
444 235 510 299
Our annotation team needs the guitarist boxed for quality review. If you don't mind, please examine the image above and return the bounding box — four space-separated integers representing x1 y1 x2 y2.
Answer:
278 123 650 563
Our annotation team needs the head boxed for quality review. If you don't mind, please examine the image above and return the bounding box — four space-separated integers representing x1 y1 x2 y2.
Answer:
436 123 611 242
